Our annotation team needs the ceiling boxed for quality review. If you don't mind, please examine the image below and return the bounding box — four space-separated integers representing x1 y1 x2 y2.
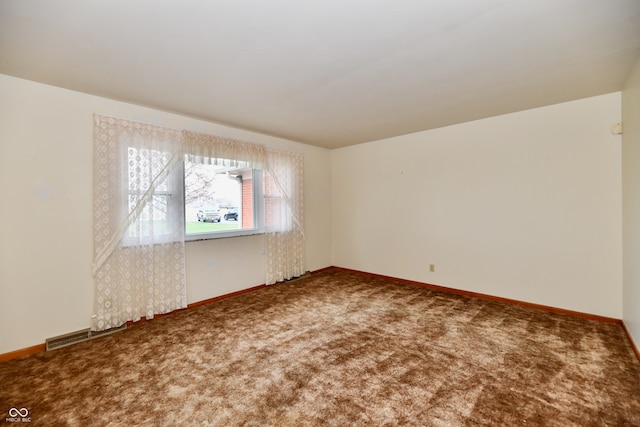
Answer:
1 1 639 149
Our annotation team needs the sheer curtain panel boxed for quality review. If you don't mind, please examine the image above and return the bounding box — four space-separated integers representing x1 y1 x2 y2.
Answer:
182 132 305 285
264 147 305 284
181 131 266 167
92 114 187 331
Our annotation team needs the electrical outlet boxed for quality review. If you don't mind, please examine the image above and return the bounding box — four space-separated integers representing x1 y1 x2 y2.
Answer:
429 264 435 272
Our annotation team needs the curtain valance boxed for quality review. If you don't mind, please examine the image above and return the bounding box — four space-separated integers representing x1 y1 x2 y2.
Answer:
182 130 267 169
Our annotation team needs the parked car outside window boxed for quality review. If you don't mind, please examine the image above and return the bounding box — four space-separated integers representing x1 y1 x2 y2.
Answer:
224 207 238 221
197 208 221 223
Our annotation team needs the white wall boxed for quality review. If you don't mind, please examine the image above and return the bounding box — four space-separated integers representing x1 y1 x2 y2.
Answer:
0 74 332 354
0 72 628 355
622 58 640 349
332 93 623 318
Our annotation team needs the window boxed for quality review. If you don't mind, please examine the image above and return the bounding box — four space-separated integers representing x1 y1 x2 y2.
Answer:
123 153 269 242
122 148 294 245
94 114 304 331
263 171 287 232
184 158 265 240
123 146 184 246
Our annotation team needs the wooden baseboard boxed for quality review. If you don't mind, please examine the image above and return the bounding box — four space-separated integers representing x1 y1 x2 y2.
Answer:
0 282 270 363
4 267 638 364
332 266 622 323
331 266 640 362
621 321 640 362
309 266 335 274
0 344 46 363
187 284 267 309
0 268 324 362
329 267 639 362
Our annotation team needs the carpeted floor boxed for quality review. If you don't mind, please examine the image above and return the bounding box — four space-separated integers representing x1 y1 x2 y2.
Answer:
1 268 639 426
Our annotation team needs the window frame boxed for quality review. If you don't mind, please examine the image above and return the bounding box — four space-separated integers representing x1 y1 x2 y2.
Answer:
123 149 267 245
183 162 266 242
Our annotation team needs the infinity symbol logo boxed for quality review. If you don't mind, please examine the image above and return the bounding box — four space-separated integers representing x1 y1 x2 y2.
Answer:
8 407 29 417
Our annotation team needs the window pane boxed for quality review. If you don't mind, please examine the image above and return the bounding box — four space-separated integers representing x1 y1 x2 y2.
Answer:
184 159 257 236
264 173 287 231
125 146 180 243
127 195 171 238
128 147 170 192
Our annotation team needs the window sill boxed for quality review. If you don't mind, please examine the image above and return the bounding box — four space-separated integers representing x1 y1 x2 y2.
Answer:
185 229 265 242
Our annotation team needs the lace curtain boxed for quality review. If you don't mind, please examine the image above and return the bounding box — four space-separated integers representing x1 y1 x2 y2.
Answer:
93 119 304 331
182 131 305 285
181 131 306 284
265 147 305 284
92 115 187 331
182 131 266 167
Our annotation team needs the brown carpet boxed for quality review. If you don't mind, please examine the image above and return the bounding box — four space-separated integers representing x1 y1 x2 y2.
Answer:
1 268 639 426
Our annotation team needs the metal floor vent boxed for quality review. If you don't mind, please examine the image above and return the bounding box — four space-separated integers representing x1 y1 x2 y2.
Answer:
46 324 127 351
